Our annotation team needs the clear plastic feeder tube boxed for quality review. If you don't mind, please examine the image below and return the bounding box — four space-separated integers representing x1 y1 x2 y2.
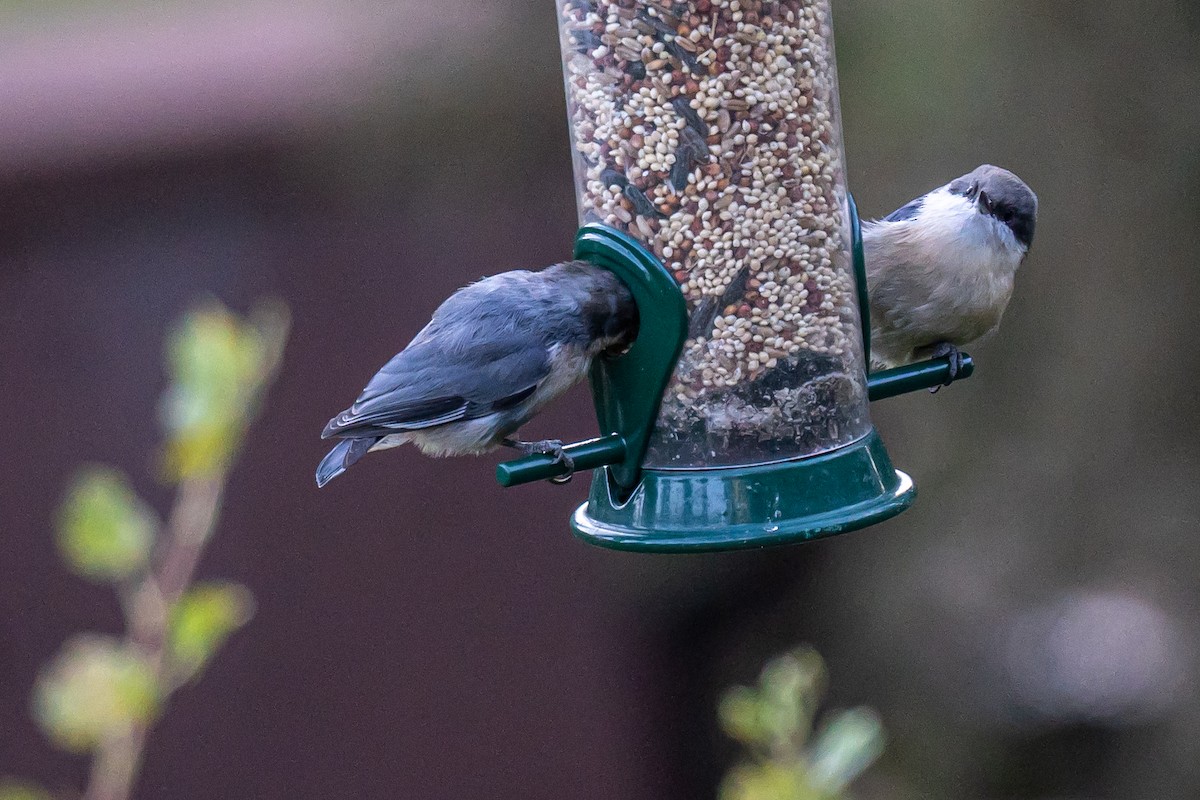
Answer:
557 0 870 469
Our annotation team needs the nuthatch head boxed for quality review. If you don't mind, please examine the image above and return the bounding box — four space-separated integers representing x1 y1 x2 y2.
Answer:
316 260 637 487
863 164 1038 376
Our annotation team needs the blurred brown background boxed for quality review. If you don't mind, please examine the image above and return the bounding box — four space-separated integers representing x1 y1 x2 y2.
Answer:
2 1 1199 798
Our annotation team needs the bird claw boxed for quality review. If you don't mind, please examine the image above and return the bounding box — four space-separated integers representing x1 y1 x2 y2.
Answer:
929 343 964 393
503 438 576 484
545 443 576 485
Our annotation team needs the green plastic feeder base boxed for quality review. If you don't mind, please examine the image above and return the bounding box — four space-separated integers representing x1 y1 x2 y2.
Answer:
570 429 914 553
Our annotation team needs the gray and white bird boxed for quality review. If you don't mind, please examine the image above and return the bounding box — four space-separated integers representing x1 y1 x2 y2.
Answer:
863 164 1037 379
316 261 637 487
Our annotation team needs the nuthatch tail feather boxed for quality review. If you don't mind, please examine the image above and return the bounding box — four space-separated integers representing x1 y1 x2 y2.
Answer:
316 260 637 487
863 164 1037 376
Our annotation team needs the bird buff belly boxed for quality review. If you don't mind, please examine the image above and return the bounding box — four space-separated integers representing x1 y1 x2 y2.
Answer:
395 415 518 457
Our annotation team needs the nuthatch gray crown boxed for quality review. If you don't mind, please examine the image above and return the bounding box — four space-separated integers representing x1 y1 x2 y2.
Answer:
863 164 1038 381
316 261 637 487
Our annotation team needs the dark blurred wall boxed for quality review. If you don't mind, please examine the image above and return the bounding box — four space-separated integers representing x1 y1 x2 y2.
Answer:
3 2 1200 799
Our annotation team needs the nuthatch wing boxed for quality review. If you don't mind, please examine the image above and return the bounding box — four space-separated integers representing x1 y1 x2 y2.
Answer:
863 165 1037 383
316 261 637 487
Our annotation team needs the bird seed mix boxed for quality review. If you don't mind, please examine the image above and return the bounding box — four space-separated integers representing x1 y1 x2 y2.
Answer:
558 0 871 466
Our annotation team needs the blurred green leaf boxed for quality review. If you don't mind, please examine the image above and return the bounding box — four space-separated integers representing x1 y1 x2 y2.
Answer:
0 780 53 800
159 302 267 481
761 648 825 749
168 582 254 681
808 709 885 794
57 467 157 582
720 648 828 757
32 635 158 753
719 648 883 800
720 760 815 800
719 686 768 748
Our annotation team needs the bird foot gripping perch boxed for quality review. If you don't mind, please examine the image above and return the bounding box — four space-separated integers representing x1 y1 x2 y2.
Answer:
501 438 576 483
927 343 966 392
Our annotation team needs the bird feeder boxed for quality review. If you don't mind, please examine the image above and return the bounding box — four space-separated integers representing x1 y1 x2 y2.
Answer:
496 0 973 552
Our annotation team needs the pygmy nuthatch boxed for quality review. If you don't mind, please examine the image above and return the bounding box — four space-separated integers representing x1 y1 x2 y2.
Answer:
316 261 638 487
863 164 1038 380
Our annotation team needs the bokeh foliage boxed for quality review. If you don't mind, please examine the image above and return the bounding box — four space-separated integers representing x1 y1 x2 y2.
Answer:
719 648 884 800
160 301 288 481
6 299 287 800
168 582 256 684
57 468 158 582
33 636 159 753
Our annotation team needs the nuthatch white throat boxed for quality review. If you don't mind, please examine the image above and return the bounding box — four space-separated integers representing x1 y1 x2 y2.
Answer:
863 164 1037 382
316 261 637 487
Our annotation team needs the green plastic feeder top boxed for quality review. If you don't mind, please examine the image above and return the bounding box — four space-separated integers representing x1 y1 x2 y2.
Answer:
492 0 972 552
